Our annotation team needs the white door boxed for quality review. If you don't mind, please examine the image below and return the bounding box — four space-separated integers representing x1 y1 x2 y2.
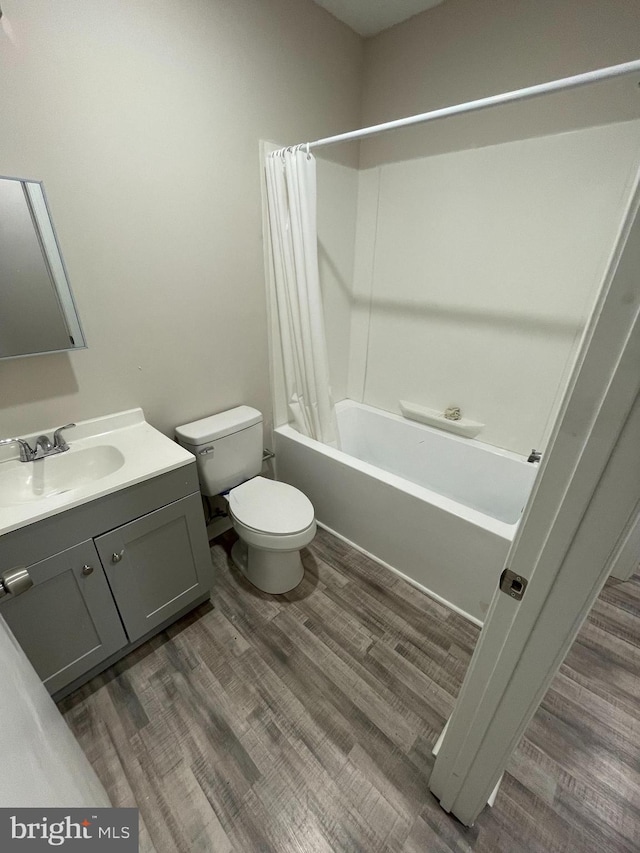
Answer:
429 169 640 825
0 615 111 807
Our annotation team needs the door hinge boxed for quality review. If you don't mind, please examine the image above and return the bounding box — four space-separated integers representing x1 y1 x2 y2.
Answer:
499 568 528 601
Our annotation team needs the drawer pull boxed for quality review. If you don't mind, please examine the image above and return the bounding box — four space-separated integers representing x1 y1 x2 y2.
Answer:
0 566 33 599
112 550 125 564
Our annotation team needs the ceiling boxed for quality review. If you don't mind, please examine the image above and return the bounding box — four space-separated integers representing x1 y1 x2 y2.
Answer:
310 0 445 37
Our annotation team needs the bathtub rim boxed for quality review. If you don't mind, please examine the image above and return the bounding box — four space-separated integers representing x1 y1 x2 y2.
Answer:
274 422 519 542
335 398 529 466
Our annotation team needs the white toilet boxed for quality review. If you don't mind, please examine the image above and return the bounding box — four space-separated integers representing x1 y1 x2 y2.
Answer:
175 406 316 594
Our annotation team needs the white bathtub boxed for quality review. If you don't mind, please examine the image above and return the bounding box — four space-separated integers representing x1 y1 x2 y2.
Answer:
273 400 538 624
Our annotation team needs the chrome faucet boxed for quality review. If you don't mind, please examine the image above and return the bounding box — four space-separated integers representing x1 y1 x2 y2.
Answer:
0 423 76 462
52 423 76 452
35 435 54 455
0 437 37 462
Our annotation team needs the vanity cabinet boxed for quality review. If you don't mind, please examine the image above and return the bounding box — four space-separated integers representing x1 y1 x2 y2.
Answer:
0 540 127 696
95 495 209 643
0 464 212 698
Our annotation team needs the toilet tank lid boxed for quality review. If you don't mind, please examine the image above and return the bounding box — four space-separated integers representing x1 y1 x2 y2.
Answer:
175 406 262 445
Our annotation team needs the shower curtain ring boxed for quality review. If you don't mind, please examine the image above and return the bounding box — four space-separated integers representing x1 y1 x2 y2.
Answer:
306 142 311 159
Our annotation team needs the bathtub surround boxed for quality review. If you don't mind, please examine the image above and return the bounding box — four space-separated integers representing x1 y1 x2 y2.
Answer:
345 120 640 455
339 0 640 458
265 149 337 444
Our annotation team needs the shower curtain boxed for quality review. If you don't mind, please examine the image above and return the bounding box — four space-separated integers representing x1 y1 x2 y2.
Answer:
265 146 337 445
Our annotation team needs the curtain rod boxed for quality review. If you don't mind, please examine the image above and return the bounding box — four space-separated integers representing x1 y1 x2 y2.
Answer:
302 59 640 150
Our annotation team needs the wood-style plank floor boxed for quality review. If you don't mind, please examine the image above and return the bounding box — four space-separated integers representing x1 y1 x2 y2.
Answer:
59 528 640 852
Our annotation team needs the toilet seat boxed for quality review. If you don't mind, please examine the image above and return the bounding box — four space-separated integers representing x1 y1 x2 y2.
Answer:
228 477 316 552
228 476 314 534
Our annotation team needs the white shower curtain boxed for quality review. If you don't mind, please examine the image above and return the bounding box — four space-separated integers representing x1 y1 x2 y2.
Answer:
265 146 337 445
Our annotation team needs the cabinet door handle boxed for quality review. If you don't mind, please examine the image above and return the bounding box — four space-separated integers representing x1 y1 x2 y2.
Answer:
0 566 33 599
112 550 125 564
81 564 94 576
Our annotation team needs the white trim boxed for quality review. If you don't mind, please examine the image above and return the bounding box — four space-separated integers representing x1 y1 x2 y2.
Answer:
429 166 640 825
432 718 503 808
431 717 450 757
24 181 86 348
607 508 640 582
486 775 503 809
316 521 483 628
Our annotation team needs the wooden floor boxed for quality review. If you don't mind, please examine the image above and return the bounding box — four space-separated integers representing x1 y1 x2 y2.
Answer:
59 528 640 853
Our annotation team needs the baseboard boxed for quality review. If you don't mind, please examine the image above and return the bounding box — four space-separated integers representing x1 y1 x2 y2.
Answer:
316 521 483 629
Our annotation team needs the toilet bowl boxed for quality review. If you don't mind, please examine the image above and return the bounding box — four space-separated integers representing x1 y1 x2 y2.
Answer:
227 476 316 593
175 407 316 594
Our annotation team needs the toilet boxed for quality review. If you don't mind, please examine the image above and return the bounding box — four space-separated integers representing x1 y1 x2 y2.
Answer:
175 406 316 594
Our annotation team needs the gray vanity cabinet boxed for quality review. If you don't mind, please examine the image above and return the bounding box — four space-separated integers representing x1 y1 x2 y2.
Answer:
95 493 212 643
0 463 213 699
0 540 128 695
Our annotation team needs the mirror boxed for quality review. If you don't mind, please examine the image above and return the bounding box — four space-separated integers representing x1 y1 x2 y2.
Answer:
0 176 86 359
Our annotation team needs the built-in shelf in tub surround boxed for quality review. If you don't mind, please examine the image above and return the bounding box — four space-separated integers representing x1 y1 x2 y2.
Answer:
399 400 484 438
0 409 194 537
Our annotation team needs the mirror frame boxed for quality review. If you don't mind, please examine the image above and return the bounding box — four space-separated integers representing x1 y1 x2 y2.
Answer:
0 174 87 360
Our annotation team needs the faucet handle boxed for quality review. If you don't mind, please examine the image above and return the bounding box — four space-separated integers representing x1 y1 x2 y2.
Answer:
0 437 35 462
53 423 76 450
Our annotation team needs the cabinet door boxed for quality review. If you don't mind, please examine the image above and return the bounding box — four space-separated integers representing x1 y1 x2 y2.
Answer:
95 493 212 643
0 540 127 695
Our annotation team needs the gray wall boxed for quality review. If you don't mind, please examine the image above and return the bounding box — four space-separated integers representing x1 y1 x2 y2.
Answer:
0 0 362 437
360 0 640 165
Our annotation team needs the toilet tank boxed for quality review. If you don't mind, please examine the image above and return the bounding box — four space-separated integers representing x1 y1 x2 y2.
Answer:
175 406 263 496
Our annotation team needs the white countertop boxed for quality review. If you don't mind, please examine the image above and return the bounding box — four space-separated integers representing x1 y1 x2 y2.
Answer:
0 408 195 537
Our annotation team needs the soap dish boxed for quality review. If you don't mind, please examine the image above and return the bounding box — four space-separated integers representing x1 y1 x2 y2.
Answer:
399 400 484 439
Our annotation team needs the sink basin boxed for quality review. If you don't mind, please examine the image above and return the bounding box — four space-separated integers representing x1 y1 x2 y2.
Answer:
0 445 125 506
0 408 196 536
